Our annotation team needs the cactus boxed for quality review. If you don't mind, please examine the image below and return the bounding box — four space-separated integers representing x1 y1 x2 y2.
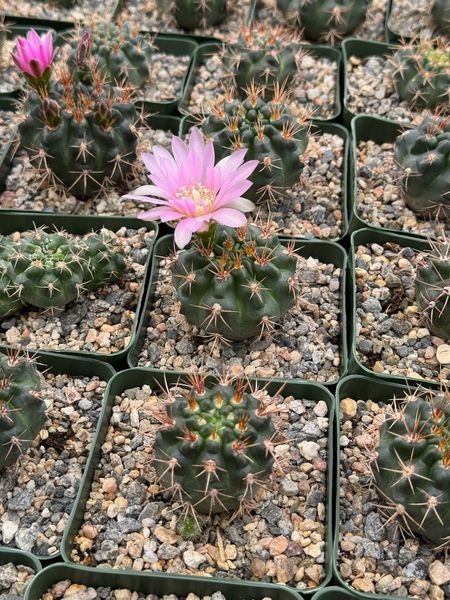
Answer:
394 114 450 219
415 243 450 341
0 228 126 317
391 39 450 110
432 0 450 36
17 34 139 199
153 376 276 514
157 0 228 30
226 24 302 98
69 21 154 89
0 351 45 469
200 85 309 204
369 387 450 547
171 223 298 342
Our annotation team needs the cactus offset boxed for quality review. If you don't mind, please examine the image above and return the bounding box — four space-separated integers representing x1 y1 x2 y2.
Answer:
200 84 309 204
82 231 127 291
226 24 302 98
153 376 277 514
391 39 450 110
370 387 450 547
157 0 227 30
171 223 298 342
415 243 450 341
0 351 45 469
432 0 450 36
394 114 450 219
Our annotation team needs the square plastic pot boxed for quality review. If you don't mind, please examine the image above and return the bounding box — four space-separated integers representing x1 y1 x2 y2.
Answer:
61 367 335 595
179 42 342 122
127 234 348 385
333 374 439 600
0 348 116 562
312 586 360 600
0 213 157 367
349 228 436 386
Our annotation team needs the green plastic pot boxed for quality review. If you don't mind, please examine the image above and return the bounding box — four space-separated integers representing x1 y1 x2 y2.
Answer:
61 367 334 595
342 39 396 127
0 546 42 573
0 213 157 367
311 586 360 600
349 227 438 386
333 374 439 600
127 234 348 385
179 42 342 122
0 348 115 562
179 115 350 241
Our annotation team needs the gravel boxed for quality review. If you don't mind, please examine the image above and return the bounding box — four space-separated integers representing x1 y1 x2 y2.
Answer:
0 0 118 21
354 241 449 383
0 227 153 355
0 562 35 599
137 251 342 382
70 383 329 590
355 140 449 240
338 395 450 598
0 39 23 94
389 0 441 39
0 370 106 557
0 109 16 148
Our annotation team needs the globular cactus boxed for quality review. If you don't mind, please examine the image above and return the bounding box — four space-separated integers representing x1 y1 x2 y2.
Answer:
69 21 154 89
226 24 302 98
153 376 277 514
171 223 298 342
432 0 450 36
394 114 450 218
0 228 126 317
200 85 309 204
391 39 450 110
369 387 450 547
0 351 45 469
157 0 227 30
415 243 450 341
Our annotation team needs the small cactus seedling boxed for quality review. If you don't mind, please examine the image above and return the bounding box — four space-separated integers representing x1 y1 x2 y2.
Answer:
225 24 303 98
432 0 450 36
171 223 298 342
394 114 450 219
0 351 45 469
369 387 450 547
415 243 450 341
153 375 277 515
157 0 228 30
200 84 310 204
391 39 450 110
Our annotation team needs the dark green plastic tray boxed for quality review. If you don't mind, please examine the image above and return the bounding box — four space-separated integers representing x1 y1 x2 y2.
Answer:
0 349 115 562
61 367 334 595
342 39 396 127
349 228 438 386
179 42 342 122
127 234 348 385
25 562 304 600
333 374 439 600
0 213 157 367
312 586 360 600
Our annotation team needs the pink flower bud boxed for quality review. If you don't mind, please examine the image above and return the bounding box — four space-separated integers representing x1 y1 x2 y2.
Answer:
12 29 53 80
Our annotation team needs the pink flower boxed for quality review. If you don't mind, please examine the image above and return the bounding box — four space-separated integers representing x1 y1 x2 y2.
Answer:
123 128 258 248
13 29 53 80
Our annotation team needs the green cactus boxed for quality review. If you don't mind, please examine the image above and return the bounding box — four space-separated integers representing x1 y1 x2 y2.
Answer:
415 244 450 341
226 24 302 98
432 0 450 36
392 40 450 110
153 377 276 514
171 224 298 342
157 0 227 30
69 21 154 89
201 85 309 204
394 115 450 219
370 388 450 546
0 352 45 469
82 231 126 291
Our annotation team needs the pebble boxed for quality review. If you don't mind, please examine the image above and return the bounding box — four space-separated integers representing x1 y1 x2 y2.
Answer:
0 562 35 597
298 441 320 460
429 561 450 586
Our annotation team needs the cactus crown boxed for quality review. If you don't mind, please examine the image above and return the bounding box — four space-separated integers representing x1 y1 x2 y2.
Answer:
295 0 370 44
391 39 450 110
369 386 450 547
153 373 280 515
200 84 310 204
0 350 46 470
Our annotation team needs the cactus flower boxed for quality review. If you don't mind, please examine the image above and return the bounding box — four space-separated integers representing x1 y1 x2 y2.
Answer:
12 29 53 92
123 128 258 248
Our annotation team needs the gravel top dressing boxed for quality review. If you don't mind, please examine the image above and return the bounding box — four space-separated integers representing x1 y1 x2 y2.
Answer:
70 383 329 590
0 109 16 148
0 227 153 355
0 39 22 94
338 395 450 598
389 0 440 39
0 561 35 598
0 371 107 556
0 0 118 21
